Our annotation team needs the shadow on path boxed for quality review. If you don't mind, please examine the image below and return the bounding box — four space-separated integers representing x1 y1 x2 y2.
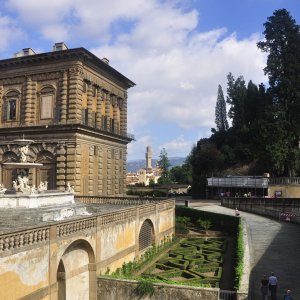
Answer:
191 203 300 300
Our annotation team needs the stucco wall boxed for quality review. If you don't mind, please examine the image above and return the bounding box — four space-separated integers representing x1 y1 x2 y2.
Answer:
0 199 175 300
0 244 49 299
97 277 219 300
268 185 300 198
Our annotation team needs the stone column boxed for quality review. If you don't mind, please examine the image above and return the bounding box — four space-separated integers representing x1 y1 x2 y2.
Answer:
115 149 119 195
60 71 68 124
122 93 128 135
24 76 33 125
56 144 67 191
95 88 102 129
122 149 127 196
98 147 103 195
104 92 110 131
87 83 93 127
107 149 112 195
112 96 119 134
68 66 83 124
88 145 94 195
0 84 3 124
66 143 77 192
31 80 37 124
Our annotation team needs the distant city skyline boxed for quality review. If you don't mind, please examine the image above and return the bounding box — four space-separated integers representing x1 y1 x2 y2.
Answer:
0 0 299 159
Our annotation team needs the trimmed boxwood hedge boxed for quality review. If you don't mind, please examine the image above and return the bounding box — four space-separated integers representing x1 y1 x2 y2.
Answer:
175 206 239 236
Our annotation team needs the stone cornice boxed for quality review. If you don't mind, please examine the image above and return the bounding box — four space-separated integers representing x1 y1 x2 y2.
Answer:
0 48 135 89
0 123 134 144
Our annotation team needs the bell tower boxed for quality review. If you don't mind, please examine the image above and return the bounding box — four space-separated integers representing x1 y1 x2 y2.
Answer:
145 145 152 169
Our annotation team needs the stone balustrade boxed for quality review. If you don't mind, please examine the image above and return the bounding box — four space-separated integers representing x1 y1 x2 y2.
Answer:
0 227 50 251
0 198 174 253
75 195 169 205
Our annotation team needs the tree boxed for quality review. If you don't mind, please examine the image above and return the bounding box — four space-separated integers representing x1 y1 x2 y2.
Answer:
215 85 229 131
226 73 247 129
257 9 300 176
191 140 224 198
157 148 172 184
169 154 193 184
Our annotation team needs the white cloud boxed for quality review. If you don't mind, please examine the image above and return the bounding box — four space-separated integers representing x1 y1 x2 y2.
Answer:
3 0 268 159
127 134 153 161
0 14 24 52
160 136 194 157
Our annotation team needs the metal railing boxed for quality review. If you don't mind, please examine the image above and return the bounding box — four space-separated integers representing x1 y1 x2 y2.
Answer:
207 177 269 188
269 177 300 185
219 290 236 300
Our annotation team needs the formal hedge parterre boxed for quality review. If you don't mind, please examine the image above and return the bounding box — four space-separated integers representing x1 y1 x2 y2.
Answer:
142 237 225 288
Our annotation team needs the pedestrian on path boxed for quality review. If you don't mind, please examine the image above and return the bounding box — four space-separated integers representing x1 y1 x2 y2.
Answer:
235 208 240 216
261 275 269 300
269 272 278 300
283 289 293 300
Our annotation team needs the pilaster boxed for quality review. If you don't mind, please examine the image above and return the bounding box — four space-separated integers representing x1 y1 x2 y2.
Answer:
56 144 67 191
66 143 77 191
96 88 102 129
98 147 103 195
87 83 94 127
88 145 94 195
60 71 68 123
105 92 110 130
68 66 83 124
24 76 33 125
112 96 119 134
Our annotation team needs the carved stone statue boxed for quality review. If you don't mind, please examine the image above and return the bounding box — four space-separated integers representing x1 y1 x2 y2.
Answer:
38 181 48 193
19 145 29 163
13 175 31 193
0 184 7 194
66 182 75 193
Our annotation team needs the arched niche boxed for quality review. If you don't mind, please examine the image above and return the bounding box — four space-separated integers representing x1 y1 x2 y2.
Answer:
138 219 155 251
57 239 96 300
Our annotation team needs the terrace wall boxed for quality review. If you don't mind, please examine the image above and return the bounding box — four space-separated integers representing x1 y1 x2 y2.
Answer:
97 277 219 300
222 197 300 224
0 197 175 299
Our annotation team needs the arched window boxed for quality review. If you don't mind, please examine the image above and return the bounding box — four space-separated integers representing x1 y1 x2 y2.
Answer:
138 219 155 251
3 90 20 121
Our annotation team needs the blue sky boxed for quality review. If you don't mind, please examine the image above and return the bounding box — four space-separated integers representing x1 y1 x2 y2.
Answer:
0 0 299 160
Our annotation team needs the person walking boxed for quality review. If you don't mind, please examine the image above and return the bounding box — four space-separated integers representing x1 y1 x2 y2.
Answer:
269 272 278 300
283 290 293 300
261 275 269 300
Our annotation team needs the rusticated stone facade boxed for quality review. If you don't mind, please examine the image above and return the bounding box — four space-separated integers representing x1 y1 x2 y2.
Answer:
0 46 135 195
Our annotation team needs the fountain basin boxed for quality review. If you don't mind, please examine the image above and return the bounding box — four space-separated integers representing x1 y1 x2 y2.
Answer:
3 162 43 167
0 192 74 208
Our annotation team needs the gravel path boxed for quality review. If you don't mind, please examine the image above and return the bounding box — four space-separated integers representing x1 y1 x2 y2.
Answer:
192 202 300 300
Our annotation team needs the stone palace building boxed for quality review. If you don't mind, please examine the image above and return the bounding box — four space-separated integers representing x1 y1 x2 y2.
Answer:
0 44 175 300
0 43 135 195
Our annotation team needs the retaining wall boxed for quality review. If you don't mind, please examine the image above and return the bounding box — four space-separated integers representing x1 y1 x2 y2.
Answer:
97 277 219 300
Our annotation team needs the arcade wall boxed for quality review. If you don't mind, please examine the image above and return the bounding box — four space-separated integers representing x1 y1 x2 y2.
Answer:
0 198 175 299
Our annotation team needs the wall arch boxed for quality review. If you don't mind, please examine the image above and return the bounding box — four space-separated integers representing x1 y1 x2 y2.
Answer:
35 150 56 189
138 219 155 251
57 239 96 300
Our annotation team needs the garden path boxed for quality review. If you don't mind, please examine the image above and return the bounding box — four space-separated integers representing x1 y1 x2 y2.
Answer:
193 201 300 300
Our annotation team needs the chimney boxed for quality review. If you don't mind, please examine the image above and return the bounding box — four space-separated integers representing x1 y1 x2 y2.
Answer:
52 42 68 52
102 57 109 64
14 48 36 57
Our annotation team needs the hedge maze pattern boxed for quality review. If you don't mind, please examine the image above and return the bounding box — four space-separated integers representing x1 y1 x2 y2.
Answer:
142 237 226 287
